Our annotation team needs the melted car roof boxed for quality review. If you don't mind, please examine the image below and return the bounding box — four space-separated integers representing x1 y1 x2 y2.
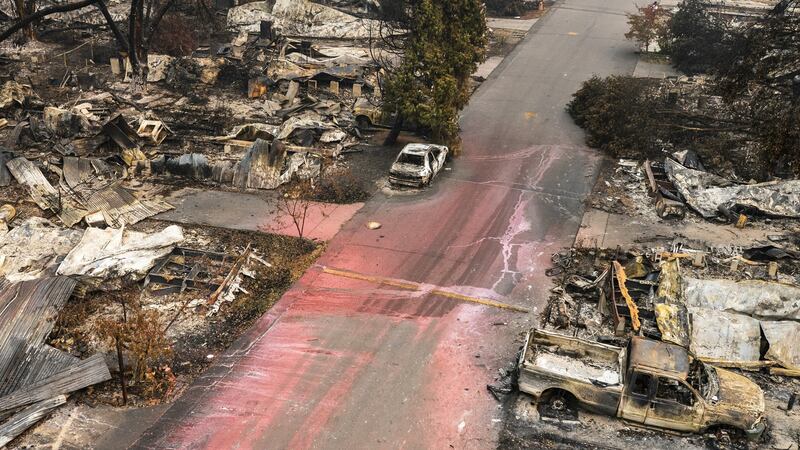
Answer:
629 336 690 379
401 143 446 155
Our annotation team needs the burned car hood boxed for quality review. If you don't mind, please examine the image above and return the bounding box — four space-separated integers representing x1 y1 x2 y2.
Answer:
390 163 428 177
706 368 765 427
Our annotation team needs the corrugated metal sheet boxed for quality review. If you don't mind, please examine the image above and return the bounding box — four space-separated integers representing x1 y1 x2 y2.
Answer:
0 277 111 445
0 395 66 448
0 354 110 412
0 277 76 367
83 183 173 227
7 157 167 228
62 157 119 202
0 344 79 396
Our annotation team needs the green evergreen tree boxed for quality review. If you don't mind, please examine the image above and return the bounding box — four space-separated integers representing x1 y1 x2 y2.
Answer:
382 0 487 153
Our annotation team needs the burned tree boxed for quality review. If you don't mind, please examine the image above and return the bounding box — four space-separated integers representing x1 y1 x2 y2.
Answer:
715 0 800 177
0 0 180 87
570 1 800 180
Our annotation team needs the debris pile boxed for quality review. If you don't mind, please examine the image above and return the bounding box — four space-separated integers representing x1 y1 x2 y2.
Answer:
227 0 385 39
0 0 450 440
0 0 394 441
544 241 800 376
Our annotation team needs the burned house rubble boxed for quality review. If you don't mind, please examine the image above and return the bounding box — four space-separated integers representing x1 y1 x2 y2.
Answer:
543 245 800 373
505 137 800 448
0 0 404 444
528 219 800 445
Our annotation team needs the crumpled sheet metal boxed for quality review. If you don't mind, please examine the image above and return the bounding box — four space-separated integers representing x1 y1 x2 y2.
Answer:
683 277 800 321
62 157 119 200
232 139 286 190
57 225 184 291
761 321 800 370
6 157 86 227
688 307 762 364
656 258 682 302
279 152 321 185
654 303 690 348
226 123 280 142
665 158 800 218
0 218 83 283
82 184 174 228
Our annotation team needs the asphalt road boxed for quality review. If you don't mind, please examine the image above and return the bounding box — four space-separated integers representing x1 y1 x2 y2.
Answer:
132 2 638 448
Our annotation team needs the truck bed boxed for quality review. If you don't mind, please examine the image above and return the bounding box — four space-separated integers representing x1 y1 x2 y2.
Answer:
531 349 621 385
518 329 626 415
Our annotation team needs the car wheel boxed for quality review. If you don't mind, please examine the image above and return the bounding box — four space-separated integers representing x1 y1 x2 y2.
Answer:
708 427 749 450
537 389 578 421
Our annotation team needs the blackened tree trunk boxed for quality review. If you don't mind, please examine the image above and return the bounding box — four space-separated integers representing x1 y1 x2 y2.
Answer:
384 114 404 146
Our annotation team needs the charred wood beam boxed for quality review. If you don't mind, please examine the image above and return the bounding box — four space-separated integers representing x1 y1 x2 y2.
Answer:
128 0 140 67
93 0 130 51
144 0 176 47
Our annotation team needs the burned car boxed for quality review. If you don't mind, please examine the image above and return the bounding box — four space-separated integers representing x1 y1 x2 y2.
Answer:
518 329 767 441
388 143 448 188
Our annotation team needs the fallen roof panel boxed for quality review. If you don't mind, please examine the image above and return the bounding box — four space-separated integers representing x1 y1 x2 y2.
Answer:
0 277 77 370
5 157 87 227
83 184 174 227
5 157 60 211
0 354 110 413
0 395 66 448
0 276 111 443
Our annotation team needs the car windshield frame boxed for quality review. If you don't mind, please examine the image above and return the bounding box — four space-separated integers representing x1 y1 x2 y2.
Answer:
688 360 719 402
396 152 426 166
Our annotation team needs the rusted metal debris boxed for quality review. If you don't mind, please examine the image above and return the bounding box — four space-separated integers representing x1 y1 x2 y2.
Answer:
81 183 173 228
0 277 111 445
101 113 140 151
612 261 641 332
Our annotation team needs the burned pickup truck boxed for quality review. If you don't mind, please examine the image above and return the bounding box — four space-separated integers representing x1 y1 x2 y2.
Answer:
518 329 766 440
